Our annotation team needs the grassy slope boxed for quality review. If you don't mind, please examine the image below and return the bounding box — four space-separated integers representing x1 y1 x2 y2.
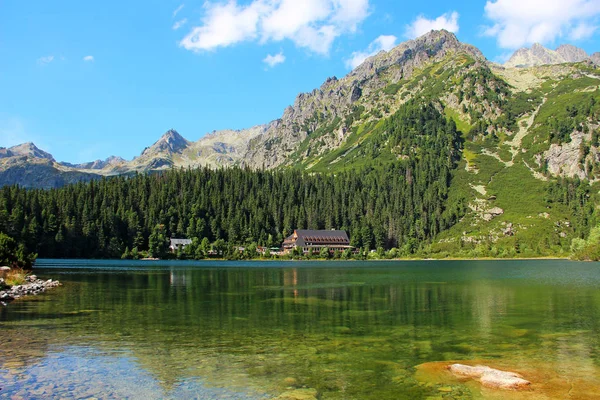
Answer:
282 56 600 257
434 93 589 258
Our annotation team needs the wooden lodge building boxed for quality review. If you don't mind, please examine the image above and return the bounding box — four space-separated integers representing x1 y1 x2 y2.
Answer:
170 238 192 253
282 230 352 254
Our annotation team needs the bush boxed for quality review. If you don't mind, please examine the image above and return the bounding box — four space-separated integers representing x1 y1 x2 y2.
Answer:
0 233 37 269
5 267 30 286
572 225 600 261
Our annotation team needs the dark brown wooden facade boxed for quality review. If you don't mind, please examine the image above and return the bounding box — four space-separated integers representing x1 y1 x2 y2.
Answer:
282 230 351 254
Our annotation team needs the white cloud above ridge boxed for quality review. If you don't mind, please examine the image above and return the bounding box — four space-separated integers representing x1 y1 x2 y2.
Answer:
263 51 286 67
83 55 94 62
179 0 370 55
483 0 600 49
173 18 188 30
345 34 397 69
37 55 54 65
569 22 598 41
405 11 459 39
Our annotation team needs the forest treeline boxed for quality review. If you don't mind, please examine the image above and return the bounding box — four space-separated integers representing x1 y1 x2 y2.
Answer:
0 102 466 259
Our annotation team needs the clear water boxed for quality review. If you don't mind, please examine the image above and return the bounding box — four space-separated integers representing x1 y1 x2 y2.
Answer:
1 259 599 399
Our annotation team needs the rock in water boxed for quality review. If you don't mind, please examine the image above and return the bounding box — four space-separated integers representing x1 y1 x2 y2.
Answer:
275 388 319 400
449 364 531 390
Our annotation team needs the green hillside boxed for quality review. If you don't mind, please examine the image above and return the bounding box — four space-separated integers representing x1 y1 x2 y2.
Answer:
279 50 600 259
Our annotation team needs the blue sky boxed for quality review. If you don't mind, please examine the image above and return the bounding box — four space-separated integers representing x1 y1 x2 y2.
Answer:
1 0 599 163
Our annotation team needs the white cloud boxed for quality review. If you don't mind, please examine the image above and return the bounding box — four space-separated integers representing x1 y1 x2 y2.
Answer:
83 55 94 62
172 18 188 30
263 51 286 67
37 55 54 66
345 34 396 69
569 22 598 41
179 0 370 55
405 11 459 39
483 0 600 49
173 4 185 17
180 1 266 51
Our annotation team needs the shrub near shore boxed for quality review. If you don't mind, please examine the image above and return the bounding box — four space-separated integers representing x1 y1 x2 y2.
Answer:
4 267 30 286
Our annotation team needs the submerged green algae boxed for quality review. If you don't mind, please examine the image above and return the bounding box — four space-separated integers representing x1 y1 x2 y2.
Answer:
1 260 600 399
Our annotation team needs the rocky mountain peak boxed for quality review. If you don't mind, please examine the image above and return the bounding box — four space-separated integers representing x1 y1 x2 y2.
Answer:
8 142 55 161
61 155 127 170
505 43 590 68
349 30 483 81
556 44 588 61
141 129 190 157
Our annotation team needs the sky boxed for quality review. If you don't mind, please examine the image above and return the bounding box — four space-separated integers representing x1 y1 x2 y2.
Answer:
1 0 600 163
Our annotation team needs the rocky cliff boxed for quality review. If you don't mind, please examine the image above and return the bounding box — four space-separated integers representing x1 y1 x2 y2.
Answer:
505 43 591 68
243 30 486 169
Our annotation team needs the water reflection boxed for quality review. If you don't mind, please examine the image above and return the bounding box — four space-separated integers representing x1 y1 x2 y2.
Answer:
169 267 189 288
1 260 599 399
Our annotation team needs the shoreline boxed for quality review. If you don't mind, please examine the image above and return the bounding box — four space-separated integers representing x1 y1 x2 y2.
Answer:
0 274 61 305
33 256 579 265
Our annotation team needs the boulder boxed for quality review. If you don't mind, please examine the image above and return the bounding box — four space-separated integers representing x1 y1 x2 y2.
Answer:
0 266 10 279
483 207 504 221
449 364 530 390
0 292 14 301
503 223 514 236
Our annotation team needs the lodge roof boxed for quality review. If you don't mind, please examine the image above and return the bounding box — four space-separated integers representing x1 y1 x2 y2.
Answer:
170 238 192 246
284 229 350 247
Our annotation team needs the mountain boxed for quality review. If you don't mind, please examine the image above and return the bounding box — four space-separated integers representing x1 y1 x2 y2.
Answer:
244 30 486 169
129 129 191 171
1 142 55 161
1 29 599 259
504 43 591 68
2 31 597 185
62 156 127 171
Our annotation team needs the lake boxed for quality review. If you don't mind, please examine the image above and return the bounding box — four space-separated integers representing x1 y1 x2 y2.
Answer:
1 259 599 399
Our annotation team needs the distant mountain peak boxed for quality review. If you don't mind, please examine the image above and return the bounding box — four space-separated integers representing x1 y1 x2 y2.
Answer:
505 43 590 68
349 29 484 77
141 129 190 158
8 142 55 161
60 155 127 170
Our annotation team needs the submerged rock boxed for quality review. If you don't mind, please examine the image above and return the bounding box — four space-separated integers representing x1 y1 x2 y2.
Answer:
448 364 530 390
275 388 318 400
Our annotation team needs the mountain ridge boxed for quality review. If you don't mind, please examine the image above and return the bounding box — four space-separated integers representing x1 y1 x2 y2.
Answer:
1 30 598 186
505 43 597 68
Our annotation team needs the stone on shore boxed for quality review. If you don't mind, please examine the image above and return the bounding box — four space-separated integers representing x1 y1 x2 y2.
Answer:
0 275 61 305
0 266 10 279
448 364 531 390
